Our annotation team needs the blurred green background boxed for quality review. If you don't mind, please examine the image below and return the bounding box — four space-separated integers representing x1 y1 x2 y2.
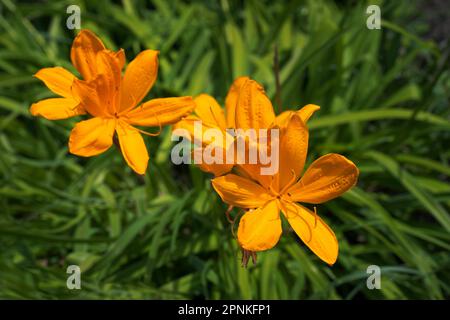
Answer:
0 0 449 299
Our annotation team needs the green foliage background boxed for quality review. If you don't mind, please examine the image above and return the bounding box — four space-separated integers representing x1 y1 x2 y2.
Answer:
0 0 449 299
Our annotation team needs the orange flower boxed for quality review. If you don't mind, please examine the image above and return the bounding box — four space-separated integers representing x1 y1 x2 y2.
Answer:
212 114 359 265
30 30 195 174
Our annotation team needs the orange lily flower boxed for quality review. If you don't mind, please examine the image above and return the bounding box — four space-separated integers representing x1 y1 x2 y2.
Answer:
30 30 195 174
212 114 359 265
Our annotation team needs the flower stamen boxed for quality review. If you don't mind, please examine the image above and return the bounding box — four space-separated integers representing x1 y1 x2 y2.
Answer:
280 169 297 195
225 205 234 224
135 108 162 137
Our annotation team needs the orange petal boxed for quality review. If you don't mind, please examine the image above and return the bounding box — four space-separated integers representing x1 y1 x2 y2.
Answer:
120 50 159 112
68 117 116 157
235 163 273 191
190 139 234 176
287 154 359 204
116 121 149 175
280 201 338 265
235 79 275 130
211 174 272 208
71 77 109 117
30 98 84 120
194 94 226 130
297 104 320 123
275 104 320 127
274 111 292 128
237 200 282 252
96 51 122 115
173 115 204 146
112 49 126 70
34 67 76 98
173 122 234 176
173 114 234 148
70 30 106 80
278 114 308 190
196 158 234 177
224 76 249 128
125 97 194 127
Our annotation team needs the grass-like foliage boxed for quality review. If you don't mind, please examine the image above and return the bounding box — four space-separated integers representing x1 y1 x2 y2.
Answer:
0 0 449 299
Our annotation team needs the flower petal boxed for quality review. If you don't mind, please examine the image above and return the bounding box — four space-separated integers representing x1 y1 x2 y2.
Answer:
196 158 234 177
280 202 338 265
125 97 194 127
195 131 236 174
237 200 282 251
211 174 272 208
112 49 126 70
235 79 275 130
174 116 236 176
34 67 76 98
274 104 320 128
69 117 116 157
194 94 226 130
72 77 109 117
278 114 308 190
225 76 249 128
287 153 359 204
235 163 274 191
120 50 159 111
30 98 84 120
174 115 209 146
96 50 122 115
116 121 149 175
273 111 292 128
70 30 106 80
297 104 321 123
